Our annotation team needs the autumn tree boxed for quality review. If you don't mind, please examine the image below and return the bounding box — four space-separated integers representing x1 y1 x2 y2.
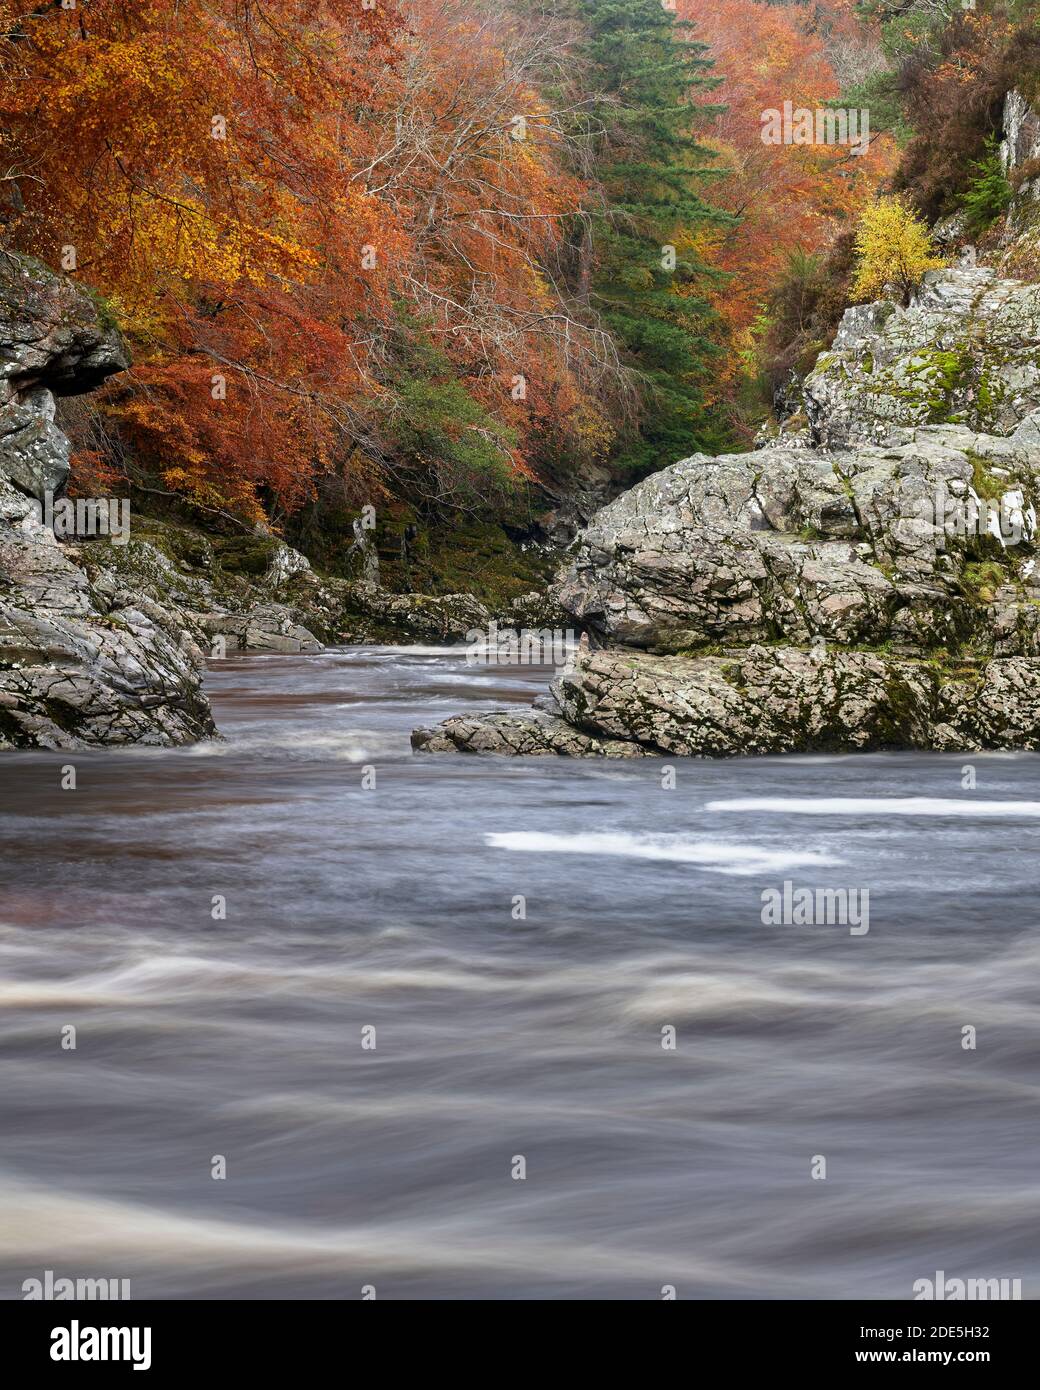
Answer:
0 0 408 521
356 0 621 508
0 0 617 526
851 195 944 301
678 0 895 417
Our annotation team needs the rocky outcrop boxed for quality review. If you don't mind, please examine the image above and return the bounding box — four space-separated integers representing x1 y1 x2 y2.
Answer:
412 703 649 758
554 421 1040 657
336 583 492 644
534 459 616 546
414 258 1040 758
1001 90 1040 181
195 607 323 656
810 91 1040 446
1002 89 1040 225
0 253 128 499
995 89 1040 285
417 641 1040 758
803 268 1040 446
0 254 217 749
333 580 570 644
81 516 567 657
82 529 330 657
0 512 215 748
553 645 1040 755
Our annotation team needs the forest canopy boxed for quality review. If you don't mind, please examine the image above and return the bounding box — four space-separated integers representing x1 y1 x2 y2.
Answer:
1 0 1034 541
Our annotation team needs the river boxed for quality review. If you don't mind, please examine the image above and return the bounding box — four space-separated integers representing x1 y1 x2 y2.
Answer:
1 646 1038 1299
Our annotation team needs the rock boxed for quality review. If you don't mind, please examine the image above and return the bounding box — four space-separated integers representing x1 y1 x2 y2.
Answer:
84 520 537 655
551 645 927 755
803 267 1040 445
82 531 329 656
0 386 74 500
337 582 491 643
195 606 323 656
0 253 128 500
418 642 1040 760
493 589 573 632
534 460 615 545
411 705 648 758
988 90 1040 281
0 254 214 749
753 415 813 451
1011 405 1040 446
347 517 380 583
0 488 215 748
553 425 1040 657
263 542 311 588
932 211 971 252
417 246 1040 759
550 645 1040 756
1001 89 1040 174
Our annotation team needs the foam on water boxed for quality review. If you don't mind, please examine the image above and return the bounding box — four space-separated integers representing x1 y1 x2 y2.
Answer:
485 829 842 875
707 796 1040 818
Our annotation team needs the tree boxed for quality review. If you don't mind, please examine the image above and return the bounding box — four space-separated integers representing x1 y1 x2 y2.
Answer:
851 195 944 302
678 0 896 416
959 138 1014 237
0 0 617 521
560 0 736 475
360 0 620 503
0 0 404 520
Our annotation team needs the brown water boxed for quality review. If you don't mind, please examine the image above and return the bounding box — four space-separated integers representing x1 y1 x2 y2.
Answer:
1 646 1038 1298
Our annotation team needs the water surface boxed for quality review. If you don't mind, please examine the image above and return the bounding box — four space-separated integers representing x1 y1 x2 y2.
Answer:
1 647 1037 1298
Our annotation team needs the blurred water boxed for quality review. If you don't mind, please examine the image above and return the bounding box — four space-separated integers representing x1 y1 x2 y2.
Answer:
0 646 1038 1299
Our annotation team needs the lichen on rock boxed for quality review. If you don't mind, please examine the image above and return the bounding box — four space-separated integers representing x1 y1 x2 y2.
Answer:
803 267 1040 445
414 259 1040 759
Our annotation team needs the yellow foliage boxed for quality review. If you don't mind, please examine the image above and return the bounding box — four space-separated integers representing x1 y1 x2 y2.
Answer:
851 196 945 303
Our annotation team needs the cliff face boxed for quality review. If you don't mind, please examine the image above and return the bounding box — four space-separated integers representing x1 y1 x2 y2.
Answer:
0 254 216 749
999 88 1040 280
0 254 127 498
413 97 1040 759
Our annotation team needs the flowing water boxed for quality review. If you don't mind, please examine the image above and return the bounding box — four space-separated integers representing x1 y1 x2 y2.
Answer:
1 647 1038 1300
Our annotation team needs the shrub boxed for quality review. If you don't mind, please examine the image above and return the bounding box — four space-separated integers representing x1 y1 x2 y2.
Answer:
959 138 1014 235
888 16 1040 222
851 196 945 303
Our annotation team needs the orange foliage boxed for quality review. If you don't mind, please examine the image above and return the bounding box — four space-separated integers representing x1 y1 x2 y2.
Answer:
678 0 896 373
360 0 600 476
0 0 597 518
0 0 906 507
0 0 405 519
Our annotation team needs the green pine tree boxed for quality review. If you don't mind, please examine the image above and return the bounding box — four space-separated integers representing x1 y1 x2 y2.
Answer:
567 0 735 475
